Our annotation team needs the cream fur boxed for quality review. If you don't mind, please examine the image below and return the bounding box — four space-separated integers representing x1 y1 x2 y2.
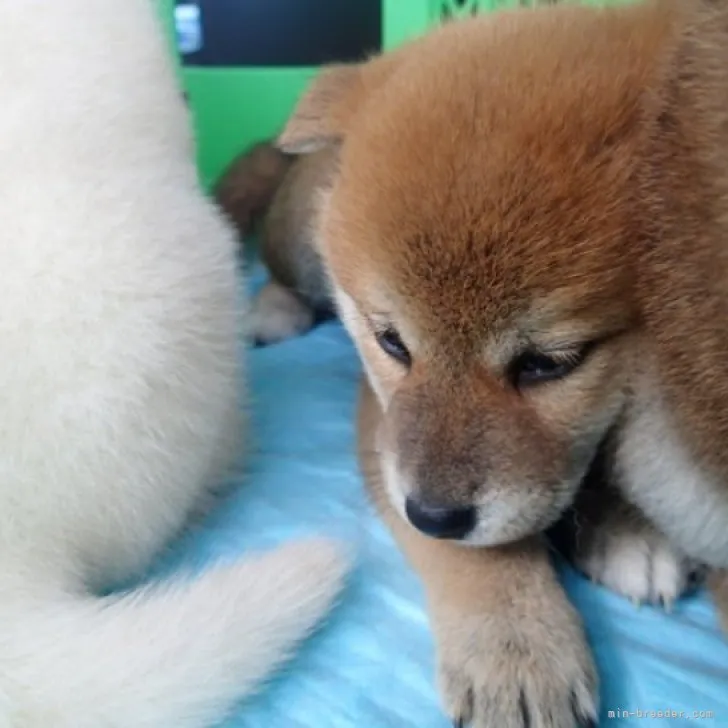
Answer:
617 376 728 569
0 2 348 726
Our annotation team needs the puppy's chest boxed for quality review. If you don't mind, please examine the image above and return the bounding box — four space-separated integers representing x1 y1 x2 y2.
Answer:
614 390 728 569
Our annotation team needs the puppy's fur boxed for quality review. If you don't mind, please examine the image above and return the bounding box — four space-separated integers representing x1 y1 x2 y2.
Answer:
279 1 728 725
0 3 348 726
216 143 336 344
215 140 294 241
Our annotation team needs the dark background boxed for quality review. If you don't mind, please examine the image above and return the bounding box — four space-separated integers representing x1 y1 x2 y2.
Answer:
177 0 383 67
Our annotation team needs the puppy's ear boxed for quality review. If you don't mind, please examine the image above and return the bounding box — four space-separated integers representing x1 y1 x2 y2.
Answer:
277 64 364 154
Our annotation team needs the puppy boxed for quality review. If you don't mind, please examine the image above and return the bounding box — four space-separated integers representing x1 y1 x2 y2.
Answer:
277 1 728 725
216 142 336 344
0 2 348 727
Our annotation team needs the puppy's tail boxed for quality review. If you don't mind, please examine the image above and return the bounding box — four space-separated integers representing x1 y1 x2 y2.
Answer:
0 538 349 728
214 140 294 238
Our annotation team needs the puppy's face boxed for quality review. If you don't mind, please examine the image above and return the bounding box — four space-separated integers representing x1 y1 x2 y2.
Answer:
280 6 669 545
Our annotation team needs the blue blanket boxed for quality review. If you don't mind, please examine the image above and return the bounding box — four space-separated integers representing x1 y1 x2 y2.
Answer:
162 275 728 728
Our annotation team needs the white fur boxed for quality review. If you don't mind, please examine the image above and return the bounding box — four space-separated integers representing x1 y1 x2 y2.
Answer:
616 384 728 569
574 525 695 606
250 281 315 344
0 2 348 726
334 287 387 400
379 448 410 521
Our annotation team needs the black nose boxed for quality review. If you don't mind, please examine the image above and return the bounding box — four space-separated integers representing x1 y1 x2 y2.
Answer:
405 497 476 540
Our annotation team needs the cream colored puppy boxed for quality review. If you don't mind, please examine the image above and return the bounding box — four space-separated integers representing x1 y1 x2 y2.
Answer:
0 2 347 727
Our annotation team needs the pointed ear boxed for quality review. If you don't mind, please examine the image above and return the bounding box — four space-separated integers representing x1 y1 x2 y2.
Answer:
277 64 365 154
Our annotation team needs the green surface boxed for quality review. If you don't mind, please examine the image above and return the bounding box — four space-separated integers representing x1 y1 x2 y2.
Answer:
157 0 632 190
184 66 320 190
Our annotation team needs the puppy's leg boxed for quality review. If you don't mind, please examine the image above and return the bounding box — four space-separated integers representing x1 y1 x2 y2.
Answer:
250 149 336 346
358 380 598 728
559 479 705 609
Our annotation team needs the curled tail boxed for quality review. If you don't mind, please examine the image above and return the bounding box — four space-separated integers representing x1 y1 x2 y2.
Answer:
214 140 294 239
0 538 348 728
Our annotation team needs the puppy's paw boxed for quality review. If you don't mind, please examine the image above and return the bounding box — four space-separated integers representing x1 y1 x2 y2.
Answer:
573 519 704 608
249 279 314 345
436 608 597 728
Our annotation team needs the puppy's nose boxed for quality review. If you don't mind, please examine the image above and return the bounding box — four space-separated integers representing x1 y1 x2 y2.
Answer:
405 497 476 540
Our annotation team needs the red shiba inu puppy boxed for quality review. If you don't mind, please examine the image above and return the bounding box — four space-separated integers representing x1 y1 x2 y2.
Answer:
275 0 728 724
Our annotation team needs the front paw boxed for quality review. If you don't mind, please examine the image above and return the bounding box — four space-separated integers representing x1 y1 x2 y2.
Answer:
436 606 597 728
248 280 315 346
572 516 705 609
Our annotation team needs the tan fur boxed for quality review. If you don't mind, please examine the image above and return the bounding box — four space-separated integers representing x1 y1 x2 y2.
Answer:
260 148 336 312
279 1 728 724
214 139 293 239
251 148 337 343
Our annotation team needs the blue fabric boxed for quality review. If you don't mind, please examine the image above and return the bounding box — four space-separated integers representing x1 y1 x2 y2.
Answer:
163 274 728 728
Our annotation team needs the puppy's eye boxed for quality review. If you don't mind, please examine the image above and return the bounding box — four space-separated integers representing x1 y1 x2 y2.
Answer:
375 327 411 366
510 348 587 388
